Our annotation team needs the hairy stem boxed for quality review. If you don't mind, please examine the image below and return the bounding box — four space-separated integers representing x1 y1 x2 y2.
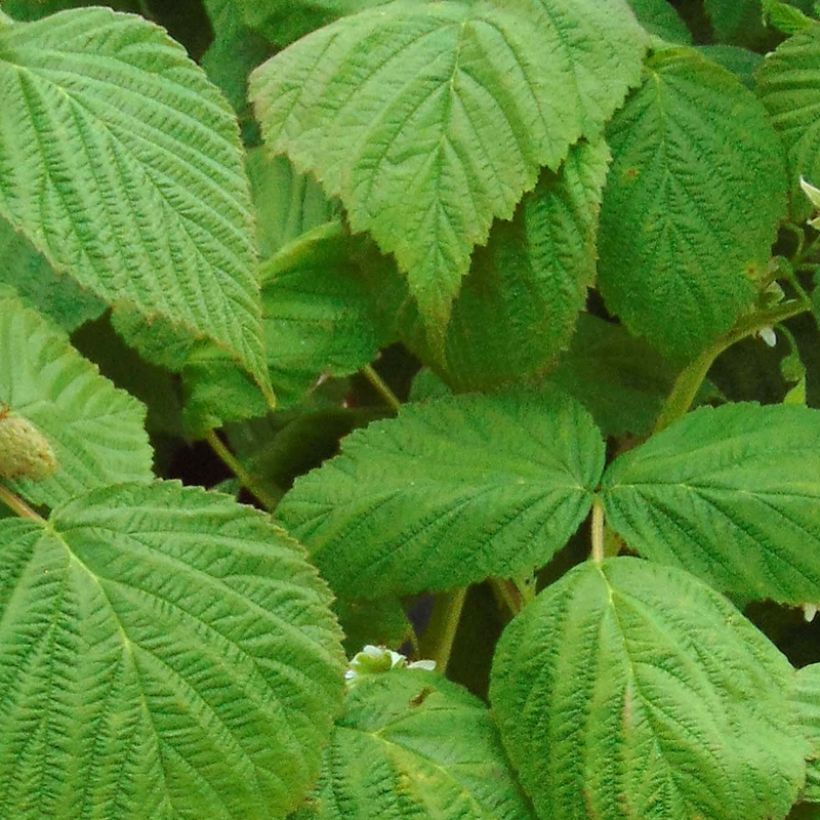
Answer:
0 483 45 522
419 587 468 674
591 499 605 564
654 298 811 432
362 364 401 414
206 431 280 511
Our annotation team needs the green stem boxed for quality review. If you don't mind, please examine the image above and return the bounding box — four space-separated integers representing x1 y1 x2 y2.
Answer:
362 364 401 414
206 431 279 511
419 587 467 674
591 499 605 564
0 483 44 522
490 578 522 616
654 298 811 432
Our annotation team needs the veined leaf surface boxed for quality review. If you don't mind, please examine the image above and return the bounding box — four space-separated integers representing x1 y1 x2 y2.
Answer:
794 663 820 802
250 0 646 335
490 558 807 819
295 669 533 819
277 389 605 597
602 403 820 605
598 47 786 360
0 289 152 508
757 24 820 221
0 8 271 395
0 481 345 818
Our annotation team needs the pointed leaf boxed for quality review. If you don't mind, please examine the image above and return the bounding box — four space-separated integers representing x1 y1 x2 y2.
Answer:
598 48 786 360
0 8 271 395
277 389 605 597
0 481 345 818
490 558 807 820
602 403 820 605
295 669 534 819
757 24 820 222
794 663 820 801
395 137 611 390
250 0 646 333
0 289 152 507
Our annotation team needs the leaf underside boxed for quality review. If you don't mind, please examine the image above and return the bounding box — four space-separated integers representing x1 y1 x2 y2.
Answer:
0 8 270 393
277 389 605 597
490 558 807 819
602 402 820 605
0 481 345 819
250 0 646 334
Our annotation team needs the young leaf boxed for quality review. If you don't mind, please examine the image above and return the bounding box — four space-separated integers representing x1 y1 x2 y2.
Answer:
0 217 104 331
0 8 271 397
0 289 152 508
490 558 807 820
294 669 534 819
602 403 820 605
794 663 820 801
598 47 786 360
277 389 605 597
394 137 611 391
250 0 647 336
757 24 820 221
0 481 345 818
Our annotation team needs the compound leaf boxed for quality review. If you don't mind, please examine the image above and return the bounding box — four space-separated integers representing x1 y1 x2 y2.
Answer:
294 669 533 819
602 403 820 605
0 481 345 819
757 24 820 221
277 389 605 597
0 8 271 397
250 0 646 336
794 663 820 802
490 558 807 819
598 47 786 360
0 289 152 508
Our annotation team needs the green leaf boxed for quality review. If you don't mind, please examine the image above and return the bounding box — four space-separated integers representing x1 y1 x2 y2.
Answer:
794 663 820 801
602 403 820 605
0 481 345 818
628 0 692 42
247 148 337 260
547 313 678 437
598 48 786 360
490 558 807 820
395 137 611 391
250 0 647 336
764 0 815 34
0 217 104 331
0 289 152 508
277 389 605 597
757 24 820 222
1 0 141 20
0 8 271 398
261 222 386 408
705 0 769 45
295 669 534 819
239 0 393 46
696 44 763 88
334 596 411 655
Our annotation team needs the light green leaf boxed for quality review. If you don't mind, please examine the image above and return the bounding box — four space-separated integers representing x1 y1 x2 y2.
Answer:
764 0 815 34
1 0 141 20
277 389 605 597
794 663 820 801
0 216 103 332
295 669 534 819
110 304 196 373
757 24 820 222
547 313 677 437
250 0 646 335
239 0 392 46
628 0 692 42
490 558 807 820
0 289 152 508
696 44 763 88
0 481 345 818
598 47 786 360
247 148 337 260
602 402 820 605
261 221 386 408
395 137 611 391
0 8 271 397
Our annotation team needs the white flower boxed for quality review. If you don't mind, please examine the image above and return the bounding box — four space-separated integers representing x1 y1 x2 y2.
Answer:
799 176 820 229
756 326 777 347
345 644 436 687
